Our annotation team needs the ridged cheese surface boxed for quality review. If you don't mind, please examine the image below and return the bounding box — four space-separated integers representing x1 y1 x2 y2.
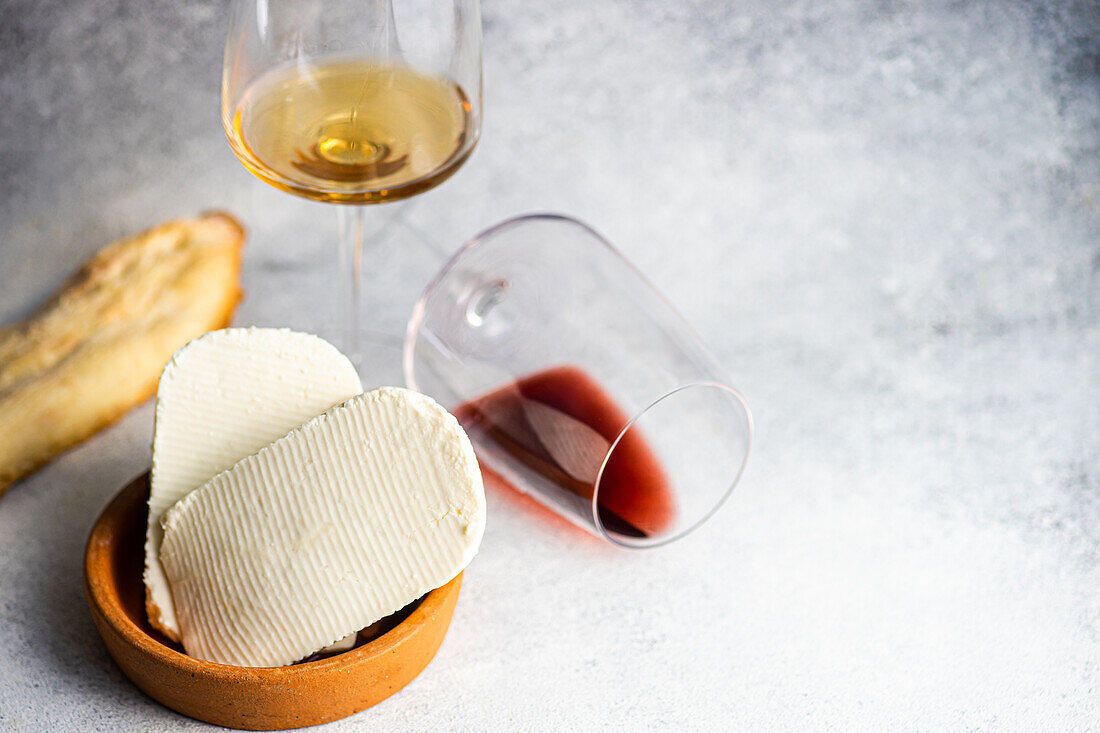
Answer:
145 328 362 641
159 387 486 668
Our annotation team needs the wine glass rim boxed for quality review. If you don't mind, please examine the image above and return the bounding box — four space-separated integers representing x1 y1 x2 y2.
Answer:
591 380 754 549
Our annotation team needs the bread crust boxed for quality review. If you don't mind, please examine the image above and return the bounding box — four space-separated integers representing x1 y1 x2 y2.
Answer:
0 213 245 497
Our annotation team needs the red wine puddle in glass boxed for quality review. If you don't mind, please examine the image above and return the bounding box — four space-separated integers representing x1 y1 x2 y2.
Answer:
454 366 676 539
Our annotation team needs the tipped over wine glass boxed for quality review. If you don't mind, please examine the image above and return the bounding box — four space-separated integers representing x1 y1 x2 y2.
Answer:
222 0 482 365
406 215 754 548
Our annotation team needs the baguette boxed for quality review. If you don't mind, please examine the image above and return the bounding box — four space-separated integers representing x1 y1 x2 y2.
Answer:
0 213 244 496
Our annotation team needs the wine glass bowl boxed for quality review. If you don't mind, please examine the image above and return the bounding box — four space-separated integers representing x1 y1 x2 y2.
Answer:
222 0 481 205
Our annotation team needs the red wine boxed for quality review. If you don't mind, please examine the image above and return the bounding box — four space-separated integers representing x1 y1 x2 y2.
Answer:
454 366 675 538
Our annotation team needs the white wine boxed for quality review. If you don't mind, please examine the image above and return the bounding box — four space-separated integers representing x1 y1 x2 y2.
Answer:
226 58 474 204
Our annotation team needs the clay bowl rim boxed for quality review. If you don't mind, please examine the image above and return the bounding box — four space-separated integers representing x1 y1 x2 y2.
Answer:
84 473 462 681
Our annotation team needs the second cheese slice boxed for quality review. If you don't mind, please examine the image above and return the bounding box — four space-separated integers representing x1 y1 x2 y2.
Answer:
159 387 486 668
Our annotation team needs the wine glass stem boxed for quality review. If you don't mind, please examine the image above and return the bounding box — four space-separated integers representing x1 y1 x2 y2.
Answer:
337 205 366 367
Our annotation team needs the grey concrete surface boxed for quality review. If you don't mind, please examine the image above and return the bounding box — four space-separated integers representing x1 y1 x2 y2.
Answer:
1 0 1099 730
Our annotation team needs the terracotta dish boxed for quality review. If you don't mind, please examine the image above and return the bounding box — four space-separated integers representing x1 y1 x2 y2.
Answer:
84 473 463 730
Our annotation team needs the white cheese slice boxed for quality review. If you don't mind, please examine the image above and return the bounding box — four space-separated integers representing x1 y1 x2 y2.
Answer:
324 631 359 654
145 328 362 642
159 387 486 668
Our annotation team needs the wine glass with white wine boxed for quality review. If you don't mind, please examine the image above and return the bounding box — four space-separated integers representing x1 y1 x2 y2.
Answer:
222 0 482 365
